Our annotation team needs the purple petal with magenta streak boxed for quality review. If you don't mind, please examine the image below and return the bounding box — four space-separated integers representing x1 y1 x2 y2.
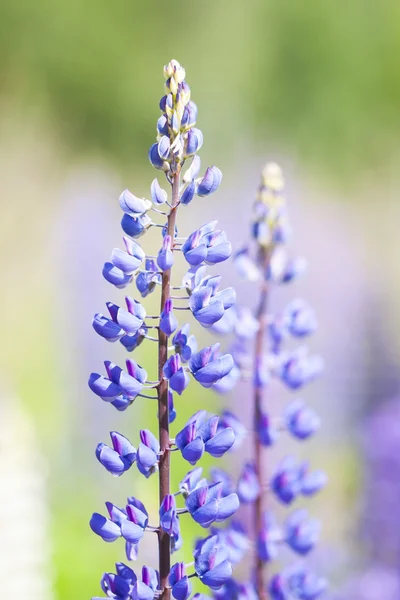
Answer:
189 345 215 373
110 431 136 459
90 513 121 542
160 298 178 336
192 499 219 527
88 373 122 401
107 303 143 335
205 427 235 457
140 429 160 453
133 580 154 600
125 297 146 320
157 235 174 272
189 286 212 312
176 422 197 450
169 368 190 395
102 261 133 288
197 415 219 442
137 444 157 470
92 314 125 342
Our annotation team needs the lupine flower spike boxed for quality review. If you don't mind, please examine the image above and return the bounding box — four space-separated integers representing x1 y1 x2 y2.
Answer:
213 163 327 600
88 59 239 600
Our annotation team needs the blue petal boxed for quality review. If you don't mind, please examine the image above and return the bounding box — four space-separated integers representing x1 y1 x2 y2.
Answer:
119 189 151 216
149 142 164 169
102 262 132 288
193 354 234 387
92 314 125 342
197 166 222 197
111 247 142 274
182 437 205 465
88 373 122 401
201 560 232 589
184 245 208 266
192 499 219 527
120 520 145 544
90 513 121 542
96 444 128 475
170 369 190 395
193 302 225 328
216 493 240 521
205 241 232 265
205 428 235 457
180 180 196 206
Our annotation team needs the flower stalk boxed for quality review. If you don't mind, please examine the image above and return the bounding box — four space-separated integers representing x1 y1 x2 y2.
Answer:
157 171 180 600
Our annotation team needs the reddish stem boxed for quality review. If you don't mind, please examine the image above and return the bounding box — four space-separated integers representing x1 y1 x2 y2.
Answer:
158 170 180 600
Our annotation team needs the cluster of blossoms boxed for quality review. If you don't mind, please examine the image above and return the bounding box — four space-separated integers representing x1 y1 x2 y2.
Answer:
89 60 240 600
206 164 327 599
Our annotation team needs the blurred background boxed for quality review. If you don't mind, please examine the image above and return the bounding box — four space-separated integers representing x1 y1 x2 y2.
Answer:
1 1 400 598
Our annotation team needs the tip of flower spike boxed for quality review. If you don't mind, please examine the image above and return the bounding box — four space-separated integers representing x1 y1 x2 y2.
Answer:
262 162 285 192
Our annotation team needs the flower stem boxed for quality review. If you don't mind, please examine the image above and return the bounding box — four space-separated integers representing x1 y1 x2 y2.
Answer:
254 247 271 600
158 170 180 600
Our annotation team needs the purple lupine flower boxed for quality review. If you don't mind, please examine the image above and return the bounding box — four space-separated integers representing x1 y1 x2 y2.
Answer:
99 571 132 599
257 512 282 563
119 189 152 216
175 411 235 464
194 535 232 588
120 326 148 353
96 431 137 476
233 247 261 282
173 323 198 361
182 221 231 267
209 467 235 496
121 212 152 239
212 364 241 394
93 298 146 341
88 359 147 402
284 509 320 555
279 348 324 390
257 411 279 446
217 410 247 450
285 299 317 338
131 566 159 600
136 258 161 297
103 261 133 289
284 399 320 440
285 565 327 600
179 466 206 496
185 482 239 527
150 178 168 204
160 494 180 542
157 234 174 271
163 353 190 395
211 521 249 565
300 467 328 497
90 503 124 542
110 237 146 275
137 429 159 478
168 389 176 423
237 462 260 503
270 456 304 505
169 563 192 600
196 166 223 197
189 344 234 388
117 497 149 546
160 298 178 336
89 59 237 599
